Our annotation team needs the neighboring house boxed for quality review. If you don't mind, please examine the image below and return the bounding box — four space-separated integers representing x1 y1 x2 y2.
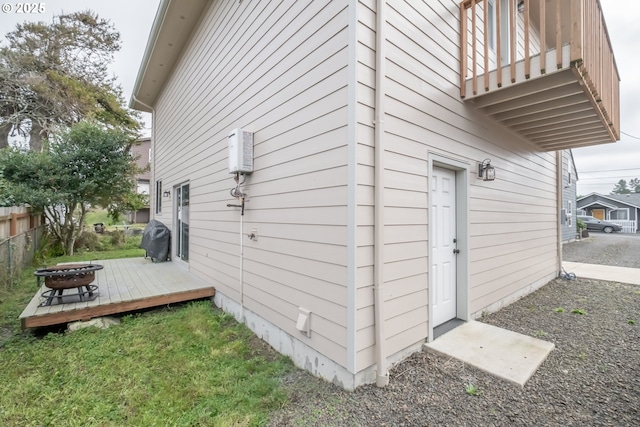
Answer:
561 150 579 243
130 0 619 390
577 193 640 233
128 137 151 224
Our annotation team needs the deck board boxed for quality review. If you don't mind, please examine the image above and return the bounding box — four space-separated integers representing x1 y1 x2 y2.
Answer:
20 258 215 329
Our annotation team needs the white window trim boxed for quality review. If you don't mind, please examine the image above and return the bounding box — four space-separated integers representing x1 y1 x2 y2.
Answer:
609 208 629 221
155 179 162 214
487 0 511 65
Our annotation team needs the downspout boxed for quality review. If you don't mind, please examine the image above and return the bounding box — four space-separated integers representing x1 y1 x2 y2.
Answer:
132 95 156 220
373 0 389 388
556 151 563 273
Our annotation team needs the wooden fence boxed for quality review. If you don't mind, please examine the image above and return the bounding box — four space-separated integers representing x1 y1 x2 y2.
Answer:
0 207 43 240
0 207 45 289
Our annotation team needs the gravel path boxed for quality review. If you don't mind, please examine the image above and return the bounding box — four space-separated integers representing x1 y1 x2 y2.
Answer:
269 251 640 425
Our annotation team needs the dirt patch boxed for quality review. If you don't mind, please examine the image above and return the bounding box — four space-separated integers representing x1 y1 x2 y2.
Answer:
563 233 640 268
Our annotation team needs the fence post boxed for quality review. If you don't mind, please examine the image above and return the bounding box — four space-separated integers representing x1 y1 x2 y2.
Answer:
8 238 13 285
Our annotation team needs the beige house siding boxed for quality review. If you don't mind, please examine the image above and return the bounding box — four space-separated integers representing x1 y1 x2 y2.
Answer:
152 0 352 368
353 0 558 372
139 0 567 387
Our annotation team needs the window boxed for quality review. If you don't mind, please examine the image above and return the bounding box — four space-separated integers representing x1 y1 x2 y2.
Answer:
155 179 162 214
567 201 572 227
610 209 628 220
487 0 510 65
137 181 150 195
488 0 496 50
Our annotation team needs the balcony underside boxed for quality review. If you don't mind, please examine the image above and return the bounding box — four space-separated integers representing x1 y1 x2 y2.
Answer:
464 46 617 152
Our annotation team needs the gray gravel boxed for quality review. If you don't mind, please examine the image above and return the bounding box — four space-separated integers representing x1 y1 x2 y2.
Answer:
268 237 640 426
563 232 640 268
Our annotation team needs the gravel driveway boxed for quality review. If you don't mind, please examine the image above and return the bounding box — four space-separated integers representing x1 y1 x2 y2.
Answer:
268 237 640 426
563 232 640 268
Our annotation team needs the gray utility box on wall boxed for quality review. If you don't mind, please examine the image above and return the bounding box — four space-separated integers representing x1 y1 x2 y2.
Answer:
228 128 254 174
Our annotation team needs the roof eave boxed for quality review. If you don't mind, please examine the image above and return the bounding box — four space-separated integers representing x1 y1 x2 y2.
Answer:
129 0 209 112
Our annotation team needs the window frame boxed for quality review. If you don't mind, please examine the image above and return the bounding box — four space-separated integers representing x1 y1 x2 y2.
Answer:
155 179 162 214
487 0 511 65
609 209 629 221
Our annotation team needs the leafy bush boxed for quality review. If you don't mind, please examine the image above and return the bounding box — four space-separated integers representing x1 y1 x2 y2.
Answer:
108 230 125 248
122 234 143 250
34 231 65 262
73 231 101 252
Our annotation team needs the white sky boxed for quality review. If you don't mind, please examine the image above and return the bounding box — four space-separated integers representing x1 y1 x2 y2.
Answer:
1 0 639 196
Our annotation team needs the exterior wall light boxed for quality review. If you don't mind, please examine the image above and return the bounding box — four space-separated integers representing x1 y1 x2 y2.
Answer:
517 1 525 13
478 159 496 181
162 190 171 198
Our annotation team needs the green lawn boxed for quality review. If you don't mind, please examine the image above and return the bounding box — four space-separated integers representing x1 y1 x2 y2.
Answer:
84 208 113 227
0 250 292 426
85 208 146 231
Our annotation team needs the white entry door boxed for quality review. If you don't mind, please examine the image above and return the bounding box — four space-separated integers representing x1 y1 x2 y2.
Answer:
432 167 458 326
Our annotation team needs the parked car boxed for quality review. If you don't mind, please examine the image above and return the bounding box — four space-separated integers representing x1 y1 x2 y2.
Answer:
577 216 622 233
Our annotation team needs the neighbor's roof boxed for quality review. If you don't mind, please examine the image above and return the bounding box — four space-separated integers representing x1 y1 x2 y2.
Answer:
578 200 619 210
606 193 640 208
129 0 209 112
577 192 640 209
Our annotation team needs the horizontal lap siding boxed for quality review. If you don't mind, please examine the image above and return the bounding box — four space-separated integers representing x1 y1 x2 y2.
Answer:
356 0 557 370
154 0 351 368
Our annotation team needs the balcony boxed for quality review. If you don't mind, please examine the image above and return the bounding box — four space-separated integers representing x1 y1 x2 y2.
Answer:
460 0 620 151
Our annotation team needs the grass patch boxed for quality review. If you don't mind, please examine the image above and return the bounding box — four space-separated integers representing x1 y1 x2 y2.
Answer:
571 308 587 315
0 267 39 334
0 302 291 426
85 208 146 231
2 246 294 425
85 208 113 226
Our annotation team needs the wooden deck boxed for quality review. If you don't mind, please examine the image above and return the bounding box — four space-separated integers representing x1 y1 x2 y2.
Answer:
20 258 215 329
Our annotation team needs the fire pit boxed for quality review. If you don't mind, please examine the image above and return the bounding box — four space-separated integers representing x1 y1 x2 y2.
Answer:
35 264 103 307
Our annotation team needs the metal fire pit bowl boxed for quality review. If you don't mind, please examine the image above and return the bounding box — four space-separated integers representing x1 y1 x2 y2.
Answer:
35 264 103 306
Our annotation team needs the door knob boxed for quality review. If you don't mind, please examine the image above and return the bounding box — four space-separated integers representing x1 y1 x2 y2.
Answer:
453 249 460 254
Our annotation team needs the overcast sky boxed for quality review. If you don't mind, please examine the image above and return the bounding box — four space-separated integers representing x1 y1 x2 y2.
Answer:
1 0 638 196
